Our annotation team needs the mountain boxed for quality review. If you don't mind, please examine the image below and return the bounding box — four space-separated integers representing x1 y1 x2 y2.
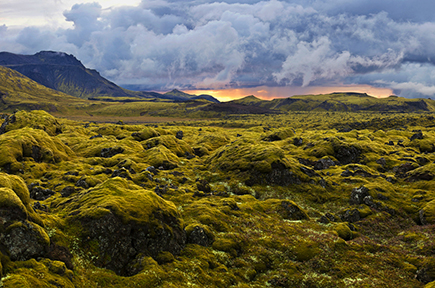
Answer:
0 51 158 100
229 92 435 112
0 51 221 103
163 89 219 103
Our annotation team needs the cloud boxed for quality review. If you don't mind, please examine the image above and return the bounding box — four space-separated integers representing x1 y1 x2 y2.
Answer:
2 0 435 97
389 82 435 97
63 2 103 47
16 27 55 52
0 25 6 34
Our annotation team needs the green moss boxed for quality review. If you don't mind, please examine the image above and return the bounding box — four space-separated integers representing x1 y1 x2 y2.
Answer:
420 199 435 224
212 238 240 257
72 136 143 158
0 127 73 171
0 174 42 225
0 187 27 217
64 177 179 226
262 128 295 141
142 135 194 157
334 223 357 241
2 258 74 288
196 133 230 151
185 223 215 243
131 127 160 141
206 138 289 173
155 251 175 264
183 200 230 232
139 145 180 169
294 240 321 262
2 110 62 136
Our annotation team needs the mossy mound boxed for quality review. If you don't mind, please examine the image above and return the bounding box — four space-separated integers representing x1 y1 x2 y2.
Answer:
255 199 309 220
196 133 230 151
1 258 74 288
0 127 74 172
71 135 142 158
0 173 42 225
207 139 288 173
0 173 48 262
419 199 435 225
0 110 62 136
131 127 160 141
0 187 28 224
262 127 295 141
206 139 303 185
333 223 357 241
61 177 185 276
139 145 180 169
142 135 194 157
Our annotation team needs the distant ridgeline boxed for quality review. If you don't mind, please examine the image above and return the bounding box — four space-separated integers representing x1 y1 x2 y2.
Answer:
0 51 219 103
1 51 435 113
226 93 435 113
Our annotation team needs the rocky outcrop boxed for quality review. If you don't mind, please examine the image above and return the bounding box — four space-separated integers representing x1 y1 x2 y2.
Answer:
0 174 49 262
62 178 186 276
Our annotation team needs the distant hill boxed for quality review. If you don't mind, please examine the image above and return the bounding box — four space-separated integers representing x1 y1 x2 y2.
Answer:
162 89 219 103
229 92 435 112
0 65 89 112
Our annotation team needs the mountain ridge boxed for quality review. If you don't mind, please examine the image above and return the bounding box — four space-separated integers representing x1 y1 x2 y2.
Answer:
0 51 219 103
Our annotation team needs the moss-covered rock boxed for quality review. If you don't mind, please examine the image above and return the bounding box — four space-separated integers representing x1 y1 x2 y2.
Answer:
1 258 74 288
416 258 435 284
185 224 215 247
0 173 42 225
206 139 303 186
293 240 320 262
419 199 435 225
196 133 230 151
332 138 361 165
142 135 194 157
131 127 160 141
62 177 185 276
334 223 357 241
279 200 309 220
0 187 28 224
139 145 180 169
262 128 295 141
0 127 73 172
1 220 49 261
0 110 62 136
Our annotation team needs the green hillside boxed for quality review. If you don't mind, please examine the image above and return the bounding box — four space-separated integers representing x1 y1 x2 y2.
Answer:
0 66 90 113
231 92 435 112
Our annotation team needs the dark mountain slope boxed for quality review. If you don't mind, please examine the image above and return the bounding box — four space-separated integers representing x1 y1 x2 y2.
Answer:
163 89 219 103
0 51 156 100
0 51 219 103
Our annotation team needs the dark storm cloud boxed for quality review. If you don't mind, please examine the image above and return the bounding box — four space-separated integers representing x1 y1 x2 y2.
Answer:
2 0 435 97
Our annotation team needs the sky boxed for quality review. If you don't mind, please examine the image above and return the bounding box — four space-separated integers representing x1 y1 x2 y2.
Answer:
1 0 435 101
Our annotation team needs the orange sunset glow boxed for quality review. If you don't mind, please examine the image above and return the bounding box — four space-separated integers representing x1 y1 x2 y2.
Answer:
185 85 394 102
